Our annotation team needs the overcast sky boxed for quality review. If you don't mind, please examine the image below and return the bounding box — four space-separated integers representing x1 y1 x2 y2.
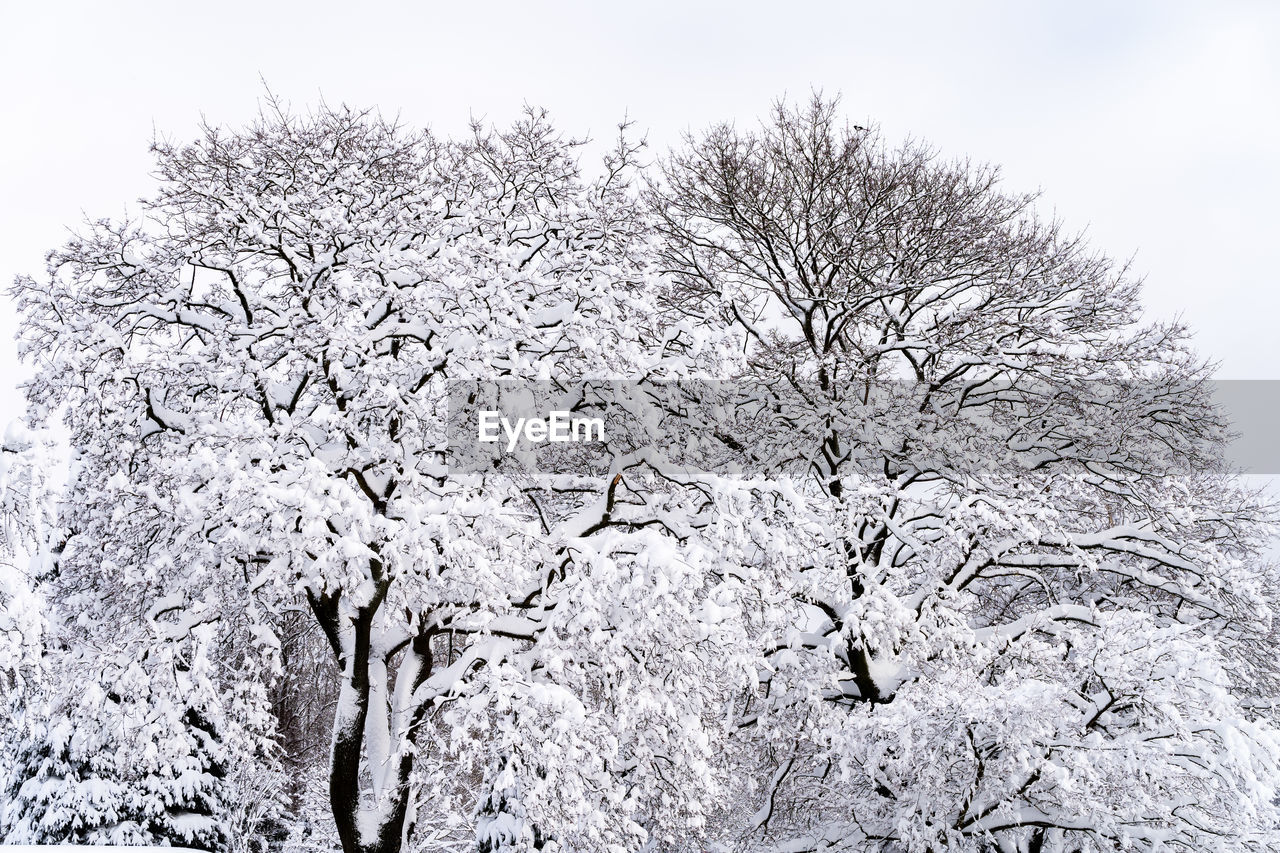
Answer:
2 1 1278 426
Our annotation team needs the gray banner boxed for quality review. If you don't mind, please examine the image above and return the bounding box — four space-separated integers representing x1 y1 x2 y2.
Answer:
444 379 1280 476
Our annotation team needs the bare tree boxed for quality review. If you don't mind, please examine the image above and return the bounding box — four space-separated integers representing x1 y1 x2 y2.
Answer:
650 94 1279 852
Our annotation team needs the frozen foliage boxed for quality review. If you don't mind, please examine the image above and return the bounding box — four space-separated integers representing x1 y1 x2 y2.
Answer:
0 422 54 693
0 433 285 852
1 629 230 850
6 93 1279 853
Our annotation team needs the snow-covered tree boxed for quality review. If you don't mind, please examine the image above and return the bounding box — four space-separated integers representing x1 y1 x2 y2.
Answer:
12 99 750 853
0 425 287 853
1 420 56 807
0 422 54 694
1 626 235 850
649 94 1280 852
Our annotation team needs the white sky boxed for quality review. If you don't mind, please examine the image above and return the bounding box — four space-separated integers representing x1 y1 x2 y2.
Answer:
1 0 1278 426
